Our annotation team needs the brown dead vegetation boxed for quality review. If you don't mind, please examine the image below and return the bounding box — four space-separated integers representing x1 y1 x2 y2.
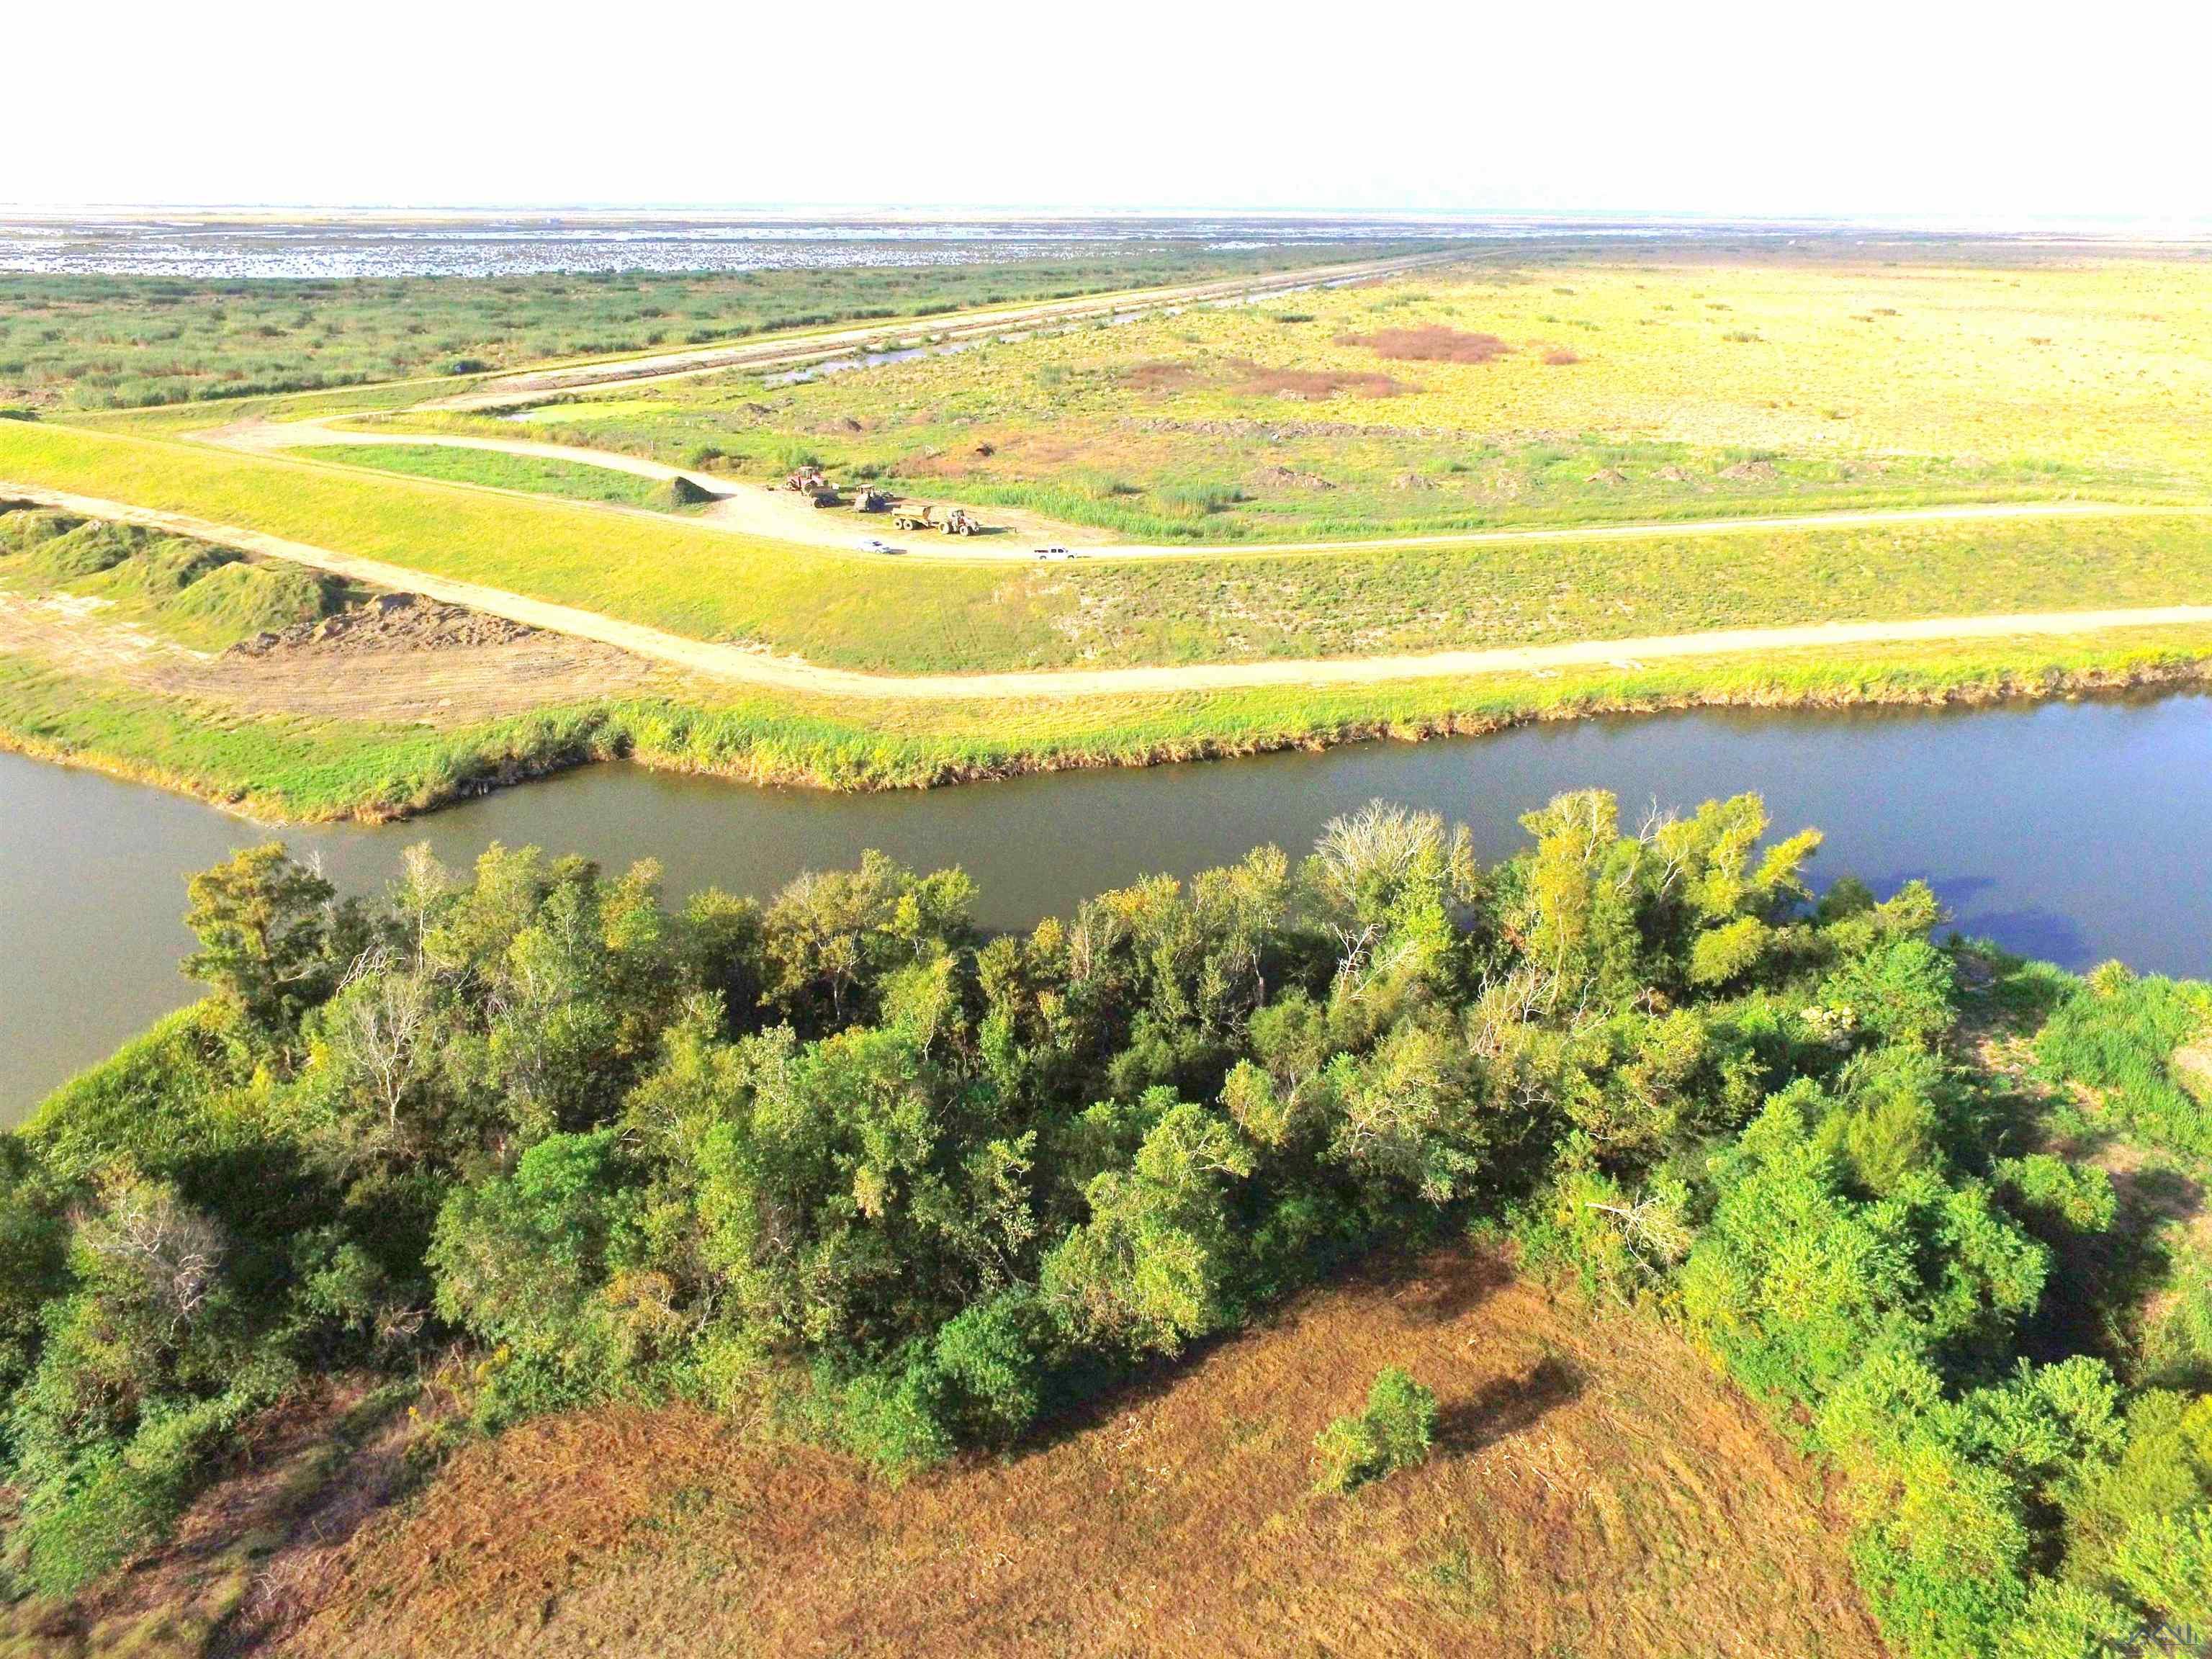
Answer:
1229 360 1406 400
1339 326 1514 365
1120 359 1209 395
1 1380 415 1659
277 1249 1880 1659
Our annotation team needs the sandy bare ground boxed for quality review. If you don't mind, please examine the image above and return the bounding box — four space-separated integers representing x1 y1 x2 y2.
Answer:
8 480 2212 705
208 415 2212 564
426 251 1462 410
0 588 666 723
205 416 1092 553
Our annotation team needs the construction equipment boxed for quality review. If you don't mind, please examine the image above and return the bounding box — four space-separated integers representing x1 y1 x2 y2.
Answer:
854 488 891 513
781 466 831 495
940 508 981 536
892 505 937 532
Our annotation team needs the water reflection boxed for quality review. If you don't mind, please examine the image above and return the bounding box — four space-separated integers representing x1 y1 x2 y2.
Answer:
4 691 2209 1118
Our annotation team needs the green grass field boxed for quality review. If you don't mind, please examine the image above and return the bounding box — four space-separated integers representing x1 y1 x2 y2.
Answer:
294 444 683 509
478 246 2212 540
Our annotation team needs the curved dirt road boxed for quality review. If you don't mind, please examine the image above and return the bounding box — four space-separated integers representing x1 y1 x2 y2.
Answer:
7 480 2210 702
206 417 1082 552
207 415 2211 564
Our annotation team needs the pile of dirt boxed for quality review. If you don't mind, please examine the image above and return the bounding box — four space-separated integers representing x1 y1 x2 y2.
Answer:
1249 464 1336 492
1586 467 1628 486
1719 459 1779 482
1338 325 1514 364
648 475 721 511
229 591 536 658
1655 464 1697 483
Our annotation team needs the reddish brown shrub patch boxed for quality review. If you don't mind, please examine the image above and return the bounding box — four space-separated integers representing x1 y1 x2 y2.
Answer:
1543 347 1582 367
1338 325 1514 364
1229 361 1405 400
1119 359 1207 394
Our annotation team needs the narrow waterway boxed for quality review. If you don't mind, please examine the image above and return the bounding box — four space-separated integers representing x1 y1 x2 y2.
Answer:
6 692 2210 1121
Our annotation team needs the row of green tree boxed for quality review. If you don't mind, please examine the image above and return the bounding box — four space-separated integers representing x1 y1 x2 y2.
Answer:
1 791 2206 1655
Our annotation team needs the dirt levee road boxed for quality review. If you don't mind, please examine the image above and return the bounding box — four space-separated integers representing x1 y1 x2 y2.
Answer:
9 481 2212 705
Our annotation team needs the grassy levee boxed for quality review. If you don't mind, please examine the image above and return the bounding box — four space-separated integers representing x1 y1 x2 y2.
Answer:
292 444 684 509
8 625 2212 821
13 421 2212 676
0 418 1042 671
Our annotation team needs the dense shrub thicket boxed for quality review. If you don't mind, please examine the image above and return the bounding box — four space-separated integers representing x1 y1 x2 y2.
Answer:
2036 968 2212 1157
0 243 1416 410
1 791 2208 1655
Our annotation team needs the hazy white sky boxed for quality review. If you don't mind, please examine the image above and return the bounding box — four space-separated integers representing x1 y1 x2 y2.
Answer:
8 0 2208 222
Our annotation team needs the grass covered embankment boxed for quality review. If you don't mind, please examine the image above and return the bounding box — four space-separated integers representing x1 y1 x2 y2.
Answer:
293 444 691 511
12 421 2212 674
6 625 2212 822
0 508 354 652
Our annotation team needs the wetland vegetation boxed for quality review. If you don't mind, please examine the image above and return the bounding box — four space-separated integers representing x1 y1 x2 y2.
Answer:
9 228 2212 1656
439 246 2212 540
9 240 2212 824
4 795 2210 1656
0 240 1420 413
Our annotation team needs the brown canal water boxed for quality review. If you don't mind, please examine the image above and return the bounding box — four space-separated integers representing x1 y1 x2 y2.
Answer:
6 692 2211 1123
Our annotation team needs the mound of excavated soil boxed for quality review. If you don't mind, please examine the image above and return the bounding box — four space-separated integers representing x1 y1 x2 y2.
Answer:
230 591 536 657
1249 464 1336 492
648 476 722 511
